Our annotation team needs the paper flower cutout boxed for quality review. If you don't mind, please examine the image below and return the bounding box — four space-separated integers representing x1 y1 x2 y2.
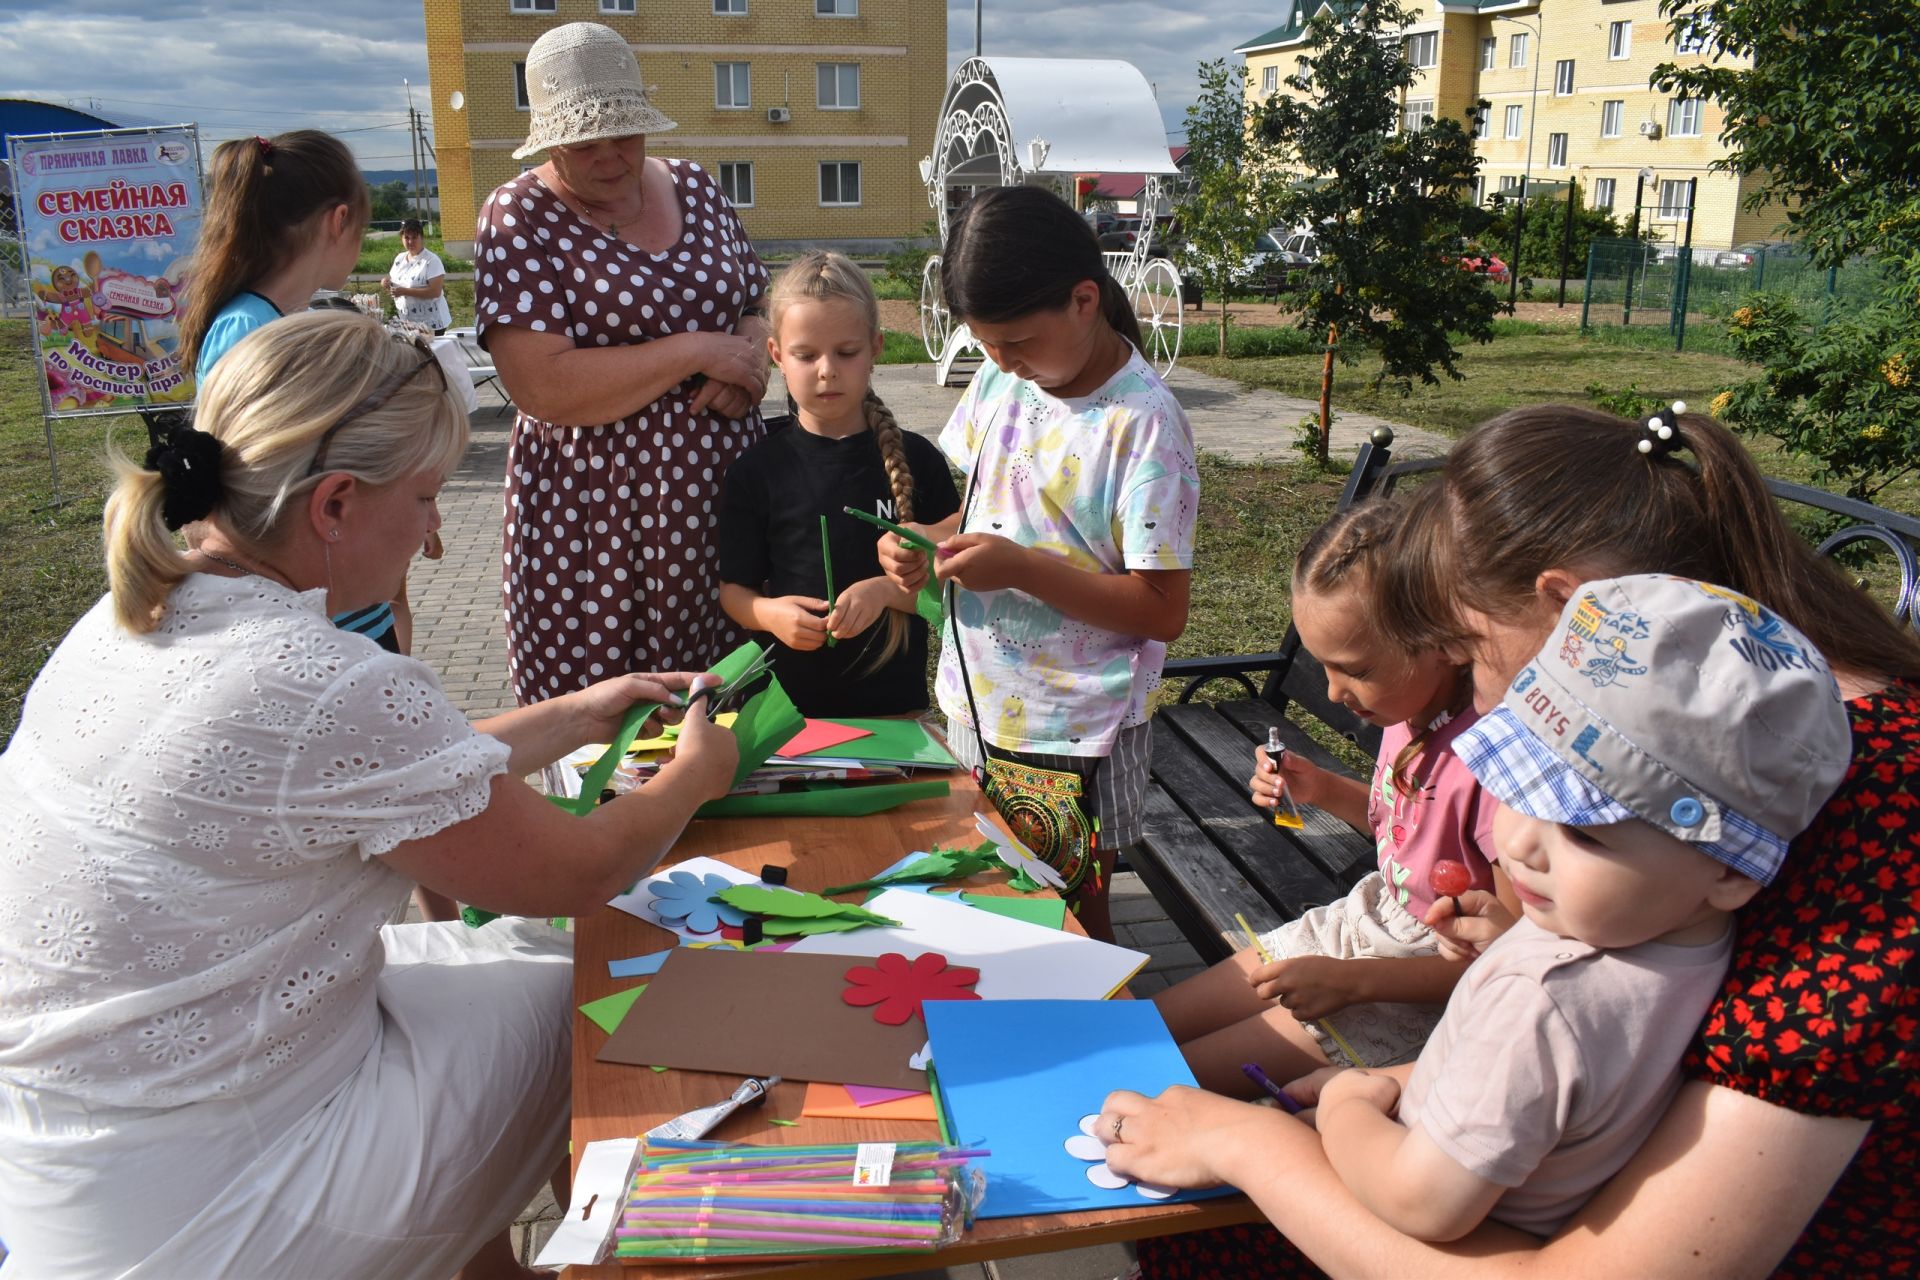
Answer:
647 870 747 934
1065 1114 1176 1199
974 813 1068 892
842 951 982 1025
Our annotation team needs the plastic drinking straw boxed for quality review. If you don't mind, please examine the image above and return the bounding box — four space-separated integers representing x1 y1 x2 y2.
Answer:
1236 912 1370 1068
820 514 837 648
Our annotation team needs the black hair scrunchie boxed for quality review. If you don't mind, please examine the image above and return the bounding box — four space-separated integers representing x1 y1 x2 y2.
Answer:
142 411 226 530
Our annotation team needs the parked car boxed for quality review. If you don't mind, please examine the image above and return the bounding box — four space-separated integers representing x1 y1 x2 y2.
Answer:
1097 217 1142 250
1276 230 1322 262
1714 240 1799 268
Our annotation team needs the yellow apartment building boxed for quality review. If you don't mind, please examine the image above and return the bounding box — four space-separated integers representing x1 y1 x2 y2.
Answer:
1234 0 1782 254
423 0 947 257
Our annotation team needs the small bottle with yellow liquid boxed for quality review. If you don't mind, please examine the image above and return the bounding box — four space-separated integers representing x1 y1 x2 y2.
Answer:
1263 726 1306 829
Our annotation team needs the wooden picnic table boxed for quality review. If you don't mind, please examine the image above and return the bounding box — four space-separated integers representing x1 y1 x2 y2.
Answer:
566 775 1258 1279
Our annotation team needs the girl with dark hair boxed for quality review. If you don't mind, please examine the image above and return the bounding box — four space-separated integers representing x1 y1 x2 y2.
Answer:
878 184 1198 941
717 251 959 716
1096 404 1920 1279
180 130 369 378
1154 500 1509 1094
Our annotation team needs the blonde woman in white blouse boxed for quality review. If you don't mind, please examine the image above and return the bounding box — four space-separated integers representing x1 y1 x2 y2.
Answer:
0 309 736 1280
383 217 451 333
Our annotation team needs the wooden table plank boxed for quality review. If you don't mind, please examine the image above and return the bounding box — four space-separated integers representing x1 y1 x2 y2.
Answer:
568 778 1258 1278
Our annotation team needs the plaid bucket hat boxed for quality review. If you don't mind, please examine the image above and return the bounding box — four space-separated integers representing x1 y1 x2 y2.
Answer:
1454 575 1853 885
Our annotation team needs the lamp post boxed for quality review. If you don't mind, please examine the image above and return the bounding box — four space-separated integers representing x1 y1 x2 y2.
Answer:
1493 11 1542 309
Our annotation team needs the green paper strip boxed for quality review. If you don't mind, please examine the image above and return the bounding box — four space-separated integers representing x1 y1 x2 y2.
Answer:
758 914 888 937
767 1117 799 1127
650 1064 670 1073
927 1062 953 1147
842 505 936 554
579 983 647 1035
821 515 837 649
916 584 943 630
696 779 950 819
958 893 1069 930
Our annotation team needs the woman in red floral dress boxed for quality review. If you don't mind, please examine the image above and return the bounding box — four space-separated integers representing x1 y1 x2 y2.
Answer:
477 23 771 704
1103 406 1920 1278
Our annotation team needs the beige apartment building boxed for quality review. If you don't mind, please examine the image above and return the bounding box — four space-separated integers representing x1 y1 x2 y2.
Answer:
1235 0 1782 253
423 0 947 256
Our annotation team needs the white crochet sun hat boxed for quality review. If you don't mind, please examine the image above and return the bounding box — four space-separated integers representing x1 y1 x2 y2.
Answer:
512 22 677 160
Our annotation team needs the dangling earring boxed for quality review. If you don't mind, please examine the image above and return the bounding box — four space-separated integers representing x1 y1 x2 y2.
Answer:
322 541 335 614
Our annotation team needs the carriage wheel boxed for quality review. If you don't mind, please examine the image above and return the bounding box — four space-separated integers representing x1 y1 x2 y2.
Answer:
919 256 952 361
1131 258 1184 376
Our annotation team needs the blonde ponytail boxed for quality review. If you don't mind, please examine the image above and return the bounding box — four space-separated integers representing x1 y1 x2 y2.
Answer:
103 464 195 633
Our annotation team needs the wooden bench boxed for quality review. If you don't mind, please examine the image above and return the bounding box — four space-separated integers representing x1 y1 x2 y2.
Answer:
1134 427 1920 963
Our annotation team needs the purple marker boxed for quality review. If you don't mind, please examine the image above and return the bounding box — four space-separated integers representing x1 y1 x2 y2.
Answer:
1242 1062 1304 1114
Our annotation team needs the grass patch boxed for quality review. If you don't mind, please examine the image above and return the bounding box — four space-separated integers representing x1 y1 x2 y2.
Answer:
1188 324 1749 438
880 330 928 365
1177 324 1318 360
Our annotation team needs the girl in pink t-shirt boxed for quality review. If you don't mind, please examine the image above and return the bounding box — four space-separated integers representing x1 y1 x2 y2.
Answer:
1154 499 1516 1092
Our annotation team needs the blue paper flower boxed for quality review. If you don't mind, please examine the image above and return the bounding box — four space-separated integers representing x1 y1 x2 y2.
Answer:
647 871 747 934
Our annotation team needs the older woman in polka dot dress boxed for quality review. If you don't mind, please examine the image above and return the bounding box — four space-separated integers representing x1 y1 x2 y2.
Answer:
476 22 772 704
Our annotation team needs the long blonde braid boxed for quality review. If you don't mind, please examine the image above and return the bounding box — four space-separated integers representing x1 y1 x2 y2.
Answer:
865 387 915 668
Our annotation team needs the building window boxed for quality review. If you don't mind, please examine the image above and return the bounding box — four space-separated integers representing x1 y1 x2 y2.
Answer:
715 62 750 109
1593 176 1617 210
1548 132 1569 168
509 0 555 10
1609 20 1632 59
1296 56 1311 82
1479 36 1496 70
1509 32 1529 69
817 63 860 109
1668 97 1703 137
1498 175 1523 197
1474 106 1491 138
1473 176 1487 205
1674 17 1710 53
1402 99 1435 133
1505 104 1524 139
816 0 857 13
1554 59 1574 96
1405 32 1437 68
718 161 754 208
514 62 529 110
1658 178 1692 219
820 161 861 206
714 0 747 11
598 0 634 11
1262 65 1279 94
1600 99 1624 138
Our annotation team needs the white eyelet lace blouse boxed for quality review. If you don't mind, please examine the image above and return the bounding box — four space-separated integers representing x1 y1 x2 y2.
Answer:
0 574 510 1109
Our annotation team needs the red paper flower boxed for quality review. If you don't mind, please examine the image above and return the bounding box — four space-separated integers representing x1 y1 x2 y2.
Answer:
841 951 981 1025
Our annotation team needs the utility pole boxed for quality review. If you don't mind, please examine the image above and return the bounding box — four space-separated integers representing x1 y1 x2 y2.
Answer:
974 0 982 56
404 79 423 224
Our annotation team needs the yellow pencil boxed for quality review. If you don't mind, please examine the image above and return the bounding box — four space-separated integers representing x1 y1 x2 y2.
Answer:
1236 911 1369 1068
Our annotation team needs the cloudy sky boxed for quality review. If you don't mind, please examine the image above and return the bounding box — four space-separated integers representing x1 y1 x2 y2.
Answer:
3 0 1281 168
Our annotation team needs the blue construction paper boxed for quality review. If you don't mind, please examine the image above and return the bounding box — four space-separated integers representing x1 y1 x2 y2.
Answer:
921 1000 1237 1218
608 951 671 979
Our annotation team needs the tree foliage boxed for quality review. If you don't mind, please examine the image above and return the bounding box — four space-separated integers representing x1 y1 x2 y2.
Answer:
1175 59 1283 353
1258 0 1501 463
1489 181 1628 283
1655 0 1920 493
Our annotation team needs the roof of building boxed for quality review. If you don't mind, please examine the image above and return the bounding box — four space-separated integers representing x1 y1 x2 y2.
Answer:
1084 146 1188 200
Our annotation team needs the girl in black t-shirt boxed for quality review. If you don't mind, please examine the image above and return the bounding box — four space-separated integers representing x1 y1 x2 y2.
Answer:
716 252 959 717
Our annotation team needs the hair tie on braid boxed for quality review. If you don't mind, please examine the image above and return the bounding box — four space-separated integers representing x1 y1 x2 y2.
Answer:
256 136 273 157
1637 400 1687 456
142 413 226 530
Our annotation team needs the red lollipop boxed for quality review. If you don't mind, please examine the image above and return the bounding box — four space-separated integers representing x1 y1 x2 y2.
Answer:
1430 860 1472 900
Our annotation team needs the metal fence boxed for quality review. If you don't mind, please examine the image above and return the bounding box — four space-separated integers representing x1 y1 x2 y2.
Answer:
1578 238 1889 351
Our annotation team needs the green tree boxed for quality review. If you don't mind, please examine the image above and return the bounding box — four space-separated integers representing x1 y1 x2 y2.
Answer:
1498 181 1624 283
1175 59 1282 353
1655 0 1920 492
368 180 411 223
1259 0 1501 464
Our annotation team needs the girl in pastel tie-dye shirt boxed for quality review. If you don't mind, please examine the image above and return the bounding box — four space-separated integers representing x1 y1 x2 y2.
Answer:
876 186 1198 941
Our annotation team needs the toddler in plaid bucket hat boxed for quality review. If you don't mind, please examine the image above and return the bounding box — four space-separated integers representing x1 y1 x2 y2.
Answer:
1308 575 1852 1243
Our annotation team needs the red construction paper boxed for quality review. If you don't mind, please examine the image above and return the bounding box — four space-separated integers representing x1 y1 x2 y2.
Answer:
777 719 875 757
841 951 982 1026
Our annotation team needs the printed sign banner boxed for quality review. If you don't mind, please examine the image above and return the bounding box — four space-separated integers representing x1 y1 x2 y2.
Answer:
9 126 202 417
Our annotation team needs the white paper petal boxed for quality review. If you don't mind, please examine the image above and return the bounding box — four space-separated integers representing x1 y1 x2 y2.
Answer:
909 1041 932 1071
1064 1134 1108 1161
1078 1113 1104 1138
1135 1182 1178 1200
1085 1162 1130 1190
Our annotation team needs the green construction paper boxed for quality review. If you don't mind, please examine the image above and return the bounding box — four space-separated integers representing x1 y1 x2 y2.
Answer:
579 983 647 1035
958 893 1069 930
916 584 944 630
713 885 897 926
727 680 806 789
695 779 951 819
758 914 886 937
821 845 999 896
788 719 958 769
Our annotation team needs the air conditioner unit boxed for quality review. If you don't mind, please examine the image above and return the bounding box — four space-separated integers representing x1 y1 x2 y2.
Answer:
1638 120 1662 138
767 107 792 123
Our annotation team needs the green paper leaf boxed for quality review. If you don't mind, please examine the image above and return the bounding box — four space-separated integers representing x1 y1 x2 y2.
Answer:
579 984 647 1035
727 681 807 789
713 885 895 924
767 1118 799 1127
821 844 999 896
1006 866 1043 893
757 914 894 936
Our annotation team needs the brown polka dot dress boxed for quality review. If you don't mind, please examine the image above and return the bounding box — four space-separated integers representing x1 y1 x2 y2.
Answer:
474 161 768 705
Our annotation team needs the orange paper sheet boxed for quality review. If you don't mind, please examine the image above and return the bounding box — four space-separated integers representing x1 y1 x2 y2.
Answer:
799 1081 939 1121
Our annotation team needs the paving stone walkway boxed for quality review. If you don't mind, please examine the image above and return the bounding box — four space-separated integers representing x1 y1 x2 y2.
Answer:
413 363 1422 1269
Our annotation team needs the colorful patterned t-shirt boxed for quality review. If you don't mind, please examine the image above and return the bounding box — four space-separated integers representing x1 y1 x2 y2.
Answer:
936 349 1198 756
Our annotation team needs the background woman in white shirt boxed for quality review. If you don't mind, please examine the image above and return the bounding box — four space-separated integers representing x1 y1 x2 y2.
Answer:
384 217 451 333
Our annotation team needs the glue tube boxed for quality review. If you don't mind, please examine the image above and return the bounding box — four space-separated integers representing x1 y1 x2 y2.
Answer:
646 1075 782 1142
1263 727 1305 830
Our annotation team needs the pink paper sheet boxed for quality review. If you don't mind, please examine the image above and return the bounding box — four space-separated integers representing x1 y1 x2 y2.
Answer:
777 719 874 757
844 1084 923 1107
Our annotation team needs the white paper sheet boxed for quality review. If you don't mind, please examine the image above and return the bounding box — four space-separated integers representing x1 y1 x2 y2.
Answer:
606 856 761 941
786 888 1148 1000
531 1137 640 1270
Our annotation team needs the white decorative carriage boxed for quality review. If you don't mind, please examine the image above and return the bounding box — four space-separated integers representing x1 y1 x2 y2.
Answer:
917 57 1186 385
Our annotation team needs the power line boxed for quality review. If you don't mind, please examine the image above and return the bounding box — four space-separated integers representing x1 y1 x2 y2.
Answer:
75 94 410 119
